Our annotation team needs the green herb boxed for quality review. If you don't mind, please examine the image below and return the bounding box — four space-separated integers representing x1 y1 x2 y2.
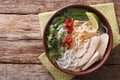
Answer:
46 23 67 60
52 16 66 25
64 8 89 21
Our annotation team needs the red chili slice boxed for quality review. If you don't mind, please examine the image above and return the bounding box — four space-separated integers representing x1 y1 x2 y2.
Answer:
65 37 72 43
67 44 71 49
64 37 72 49
66 28 72 34
65 19 73 29
63 43 71 49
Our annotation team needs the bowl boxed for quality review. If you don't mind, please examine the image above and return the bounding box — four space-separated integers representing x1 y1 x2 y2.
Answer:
43 4 113 75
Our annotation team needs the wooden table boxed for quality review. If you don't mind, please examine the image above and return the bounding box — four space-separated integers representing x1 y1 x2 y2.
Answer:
0 0 119 80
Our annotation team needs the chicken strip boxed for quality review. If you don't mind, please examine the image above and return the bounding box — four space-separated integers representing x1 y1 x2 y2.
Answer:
78 36 100 66
97 33 109 59
75 39 90 58
81 51 100 70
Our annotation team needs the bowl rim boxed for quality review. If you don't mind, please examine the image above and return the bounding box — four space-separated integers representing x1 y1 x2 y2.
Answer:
42 4 113 75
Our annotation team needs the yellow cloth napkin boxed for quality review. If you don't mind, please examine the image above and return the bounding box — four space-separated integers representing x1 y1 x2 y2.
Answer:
38 3 120 80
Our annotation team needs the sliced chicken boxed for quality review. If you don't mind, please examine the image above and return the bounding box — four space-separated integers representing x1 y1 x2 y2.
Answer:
78 36 100 66
81 51 100 70
75 39 90 58
97 33 109 59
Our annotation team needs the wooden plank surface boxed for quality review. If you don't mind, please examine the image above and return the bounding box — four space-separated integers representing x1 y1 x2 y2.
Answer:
0 40 43 63
0 0 119 16
0 64 120 80
0 64 54 80
0 0 119 80
0 14 41 40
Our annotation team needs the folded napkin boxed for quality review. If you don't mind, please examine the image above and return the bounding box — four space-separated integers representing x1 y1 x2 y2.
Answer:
38 3 120 80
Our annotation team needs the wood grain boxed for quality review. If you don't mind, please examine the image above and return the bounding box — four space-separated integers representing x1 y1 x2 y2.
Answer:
0 64 53 80
0 0 119 16
0 64 120 80
0 14 41 40
0 14 44 63
0 40 44 63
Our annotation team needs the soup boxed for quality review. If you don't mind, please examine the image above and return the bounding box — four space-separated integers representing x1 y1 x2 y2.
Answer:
45 8 109 71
